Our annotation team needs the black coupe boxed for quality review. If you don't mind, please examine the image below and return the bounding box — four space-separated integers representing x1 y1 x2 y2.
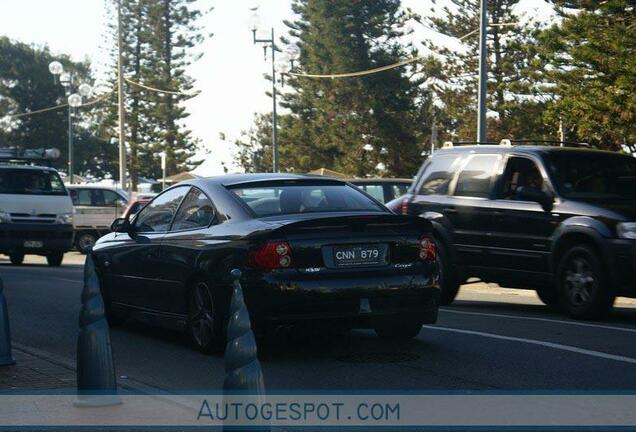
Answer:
93 174 440 352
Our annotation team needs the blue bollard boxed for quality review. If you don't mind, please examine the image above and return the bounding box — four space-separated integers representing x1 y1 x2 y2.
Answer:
223 269 267 431
0 275 15 366
74 253 121 407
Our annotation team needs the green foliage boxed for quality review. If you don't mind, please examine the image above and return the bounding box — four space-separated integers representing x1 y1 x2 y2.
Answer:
0 37 117 178
537 0 636 151
237 0 434 177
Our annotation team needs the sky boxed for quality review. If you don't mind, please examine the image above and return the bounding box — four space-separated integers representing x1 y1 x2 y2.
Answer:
0 0 555 176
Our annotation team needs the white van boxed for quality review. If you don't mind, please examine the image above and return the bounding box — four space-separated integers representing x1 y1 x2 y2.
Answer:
66 185 128 253
0 159 74 266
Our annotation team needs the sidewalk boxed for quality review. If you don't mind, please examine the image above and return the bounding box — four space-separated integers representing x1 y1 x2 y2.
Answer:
0 347 75 390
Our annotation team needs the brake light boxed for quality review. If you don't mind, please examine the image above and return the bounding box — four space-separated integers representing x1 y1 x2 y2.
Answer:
400 198 409 215
418 235 437 263
247 240 293 270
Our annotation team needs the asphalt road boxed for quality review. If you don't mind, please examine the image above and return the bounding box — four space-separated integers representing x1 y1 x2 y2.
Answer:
3 252 636 392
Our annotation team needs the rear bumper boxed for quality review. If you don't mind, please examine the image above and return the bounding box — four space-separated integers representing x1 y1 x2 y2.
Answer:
609 239 636 295
0 223 74 255
243 268 440 328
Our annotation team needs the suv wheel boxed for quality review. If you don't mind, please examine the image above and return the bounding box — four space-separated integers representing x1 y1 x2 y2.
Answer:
76 232 97 254
188 280 225 354
9 253 24 265
535 286 559 308
46 252 64 267
556 245 614 320
436 240 461 305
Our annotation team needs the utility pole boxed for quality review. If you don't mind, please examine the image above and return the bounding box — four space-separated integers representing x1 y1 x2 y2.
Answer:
477 0 488 144
431 116 438 155
117 0 127 191
559 116 565 147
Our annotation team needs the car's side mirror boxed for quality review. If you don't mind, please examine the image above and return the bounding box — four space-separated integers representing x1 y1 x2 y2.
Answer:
111 217 131 233
516 186 554 210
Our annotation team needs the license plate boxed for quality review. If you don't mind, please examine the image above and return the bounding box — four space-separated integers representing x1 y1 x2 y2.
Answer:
333 244 387 267
24 241 43 248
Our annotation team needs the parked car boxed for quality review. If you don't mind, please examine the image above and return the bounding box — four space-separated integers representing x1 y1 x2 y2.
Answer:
93 174 440 352
66 185 128 253
349 178 412 204
393 142 636 319
0 149 74 266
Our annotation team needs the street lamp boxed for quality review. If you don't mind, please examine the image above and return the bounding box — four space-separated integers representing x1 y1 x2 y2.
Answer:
49 61 92 184
250 8 279 173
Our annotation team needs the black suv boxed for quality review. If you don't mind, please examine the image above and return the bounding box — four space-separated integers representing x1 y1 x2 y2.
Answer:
393 143 636 319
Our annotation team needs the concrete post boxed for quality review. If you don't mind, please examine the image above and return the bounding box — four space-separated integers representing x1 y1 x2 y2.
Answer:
75 253 121 407
0 276 15 366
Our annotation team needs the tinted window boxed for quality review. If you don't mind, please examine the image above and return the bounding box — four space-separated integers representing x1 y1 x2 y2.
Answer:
0 169 66 196
70 189 91 205
498 157 544 200
417 154 462 195
454 155 499 198
103 190 126 207
171 188 216 231
229 183 385 217
391 183 409 199
547 152 636 200
358 184 384 202
134 186 189 233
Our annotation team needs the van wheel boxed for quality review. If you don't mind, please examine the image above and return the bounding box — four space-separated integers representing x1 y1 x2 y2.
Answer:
557 245 614 320
436 240 460 305
188 280 225 354
46 253 63 267
9 253 24 265
76 232 97 254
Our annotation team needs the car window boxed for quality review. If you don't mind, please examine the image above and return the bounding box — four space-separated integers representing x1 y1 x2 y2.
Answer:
417 154 463 195
0 169 67 196
391 183 409 199
358 184 384 202
229 182 385 217
134 186 189 233
171 188 216 231
103 190 126 207
454 154 500 198
70 189 92 206
498 157 544 200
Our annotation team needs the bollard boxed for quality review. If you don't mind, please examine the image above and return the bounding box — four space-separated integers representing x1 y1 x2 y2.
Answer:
74 253 121 407
0 276 15 366
223 269 267 431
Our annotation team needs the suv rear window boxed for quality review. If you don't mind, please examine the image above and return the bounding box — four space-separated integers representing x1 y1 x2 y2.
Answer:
454 154 500 198
229 183 385 217
417 154 462 195
0 168 66 196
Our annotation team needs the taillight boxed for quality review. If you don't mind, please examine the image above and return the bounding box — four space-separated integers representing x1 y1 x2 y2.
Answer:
400 198 409 215
418 235 437 263
247 240 293 270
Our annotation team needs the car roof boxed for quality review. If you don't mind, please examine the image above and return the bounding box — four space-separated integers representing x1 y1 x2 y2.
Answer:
66 184 124 191
0 163 56 171
434 145 626 158
194 173 345 187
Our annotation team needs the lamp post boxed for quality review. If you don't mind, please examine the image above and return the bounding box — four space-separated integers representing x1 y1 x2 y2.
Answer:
477 0 488 144
49 63 92 184
249 10 279 173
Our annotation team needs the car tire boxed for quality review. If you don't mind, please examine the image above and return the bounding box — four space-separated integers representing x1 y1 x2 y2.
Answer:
46 252 64 267
9 253 24 265
374 319 422 340
188 279 225 354
556 245 614 320
436 239 461 306
535 285 560 308
76 232 97 254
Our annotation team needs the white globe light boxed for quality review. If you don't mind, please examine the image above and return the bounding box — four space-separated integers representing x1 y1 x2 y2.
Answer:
68 93 82 108
248 12 261 31
78 83 92 97
48 61 63 75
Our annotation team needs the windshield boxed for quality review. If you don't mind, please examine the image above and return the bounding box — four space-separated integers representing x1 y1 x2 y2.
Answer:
0 168 67 196
547 152 636 200
229 183 385 217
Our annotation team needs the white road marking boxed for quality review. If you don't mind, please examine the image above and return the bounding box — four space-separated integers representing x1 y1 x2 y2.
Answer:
423 325 636 366
440 308 636 334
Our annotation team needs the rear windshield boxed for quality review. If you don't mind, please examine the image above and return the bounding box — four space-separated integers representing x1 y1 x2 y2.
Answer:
228 183 385 217
0 168 67 196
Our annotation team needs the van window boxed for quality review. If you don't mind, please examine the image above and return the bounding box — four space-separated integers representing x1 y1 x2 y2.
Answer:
417 154 462 195
454 155 500 198
0 168 66 196
358 184 385 202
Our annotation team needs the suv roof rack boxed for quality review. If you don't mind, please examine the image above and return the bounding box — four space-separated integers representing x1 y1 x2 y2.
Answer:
441 141 498 149
504 139 593 148
0 147 61 167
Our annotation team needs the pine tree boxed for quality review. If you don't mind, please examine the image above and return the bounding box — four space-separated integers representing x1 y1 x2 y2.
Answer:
238 0 433 177
419 0 554 142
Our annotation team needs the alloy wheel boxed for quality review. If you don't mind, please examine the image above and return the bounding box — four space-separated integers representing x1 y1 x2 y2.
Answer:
563 256 596 307
189 282 216 348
